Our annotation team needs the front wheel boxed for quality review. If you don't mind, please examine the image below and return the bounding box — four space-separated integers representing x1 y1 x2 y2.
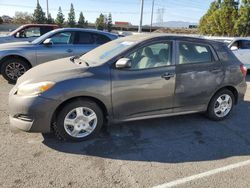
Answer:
1 58 30 83
53 99 104 142
207 89 235 121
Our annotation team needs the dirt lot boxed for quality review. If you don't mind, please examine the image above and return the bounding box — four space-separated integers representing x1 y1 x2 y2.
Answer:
0 75 250 188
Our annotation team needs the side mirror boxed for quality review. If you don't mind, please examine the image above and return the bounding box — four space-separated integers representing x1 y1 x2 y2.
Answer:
230 46 238 51
43 38 53 45
115 58 132 69
15 32 20 38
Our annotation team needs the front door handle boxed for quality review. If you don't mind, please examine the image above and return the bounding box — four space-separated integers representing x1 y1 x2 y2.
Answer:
161 73 175 80
66 49 73 53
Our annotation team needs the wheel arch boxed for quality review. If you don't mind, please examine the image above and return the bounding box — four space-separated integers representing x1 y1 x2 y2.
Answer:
51 96 109 130
0 55 32 71
209 86 239 106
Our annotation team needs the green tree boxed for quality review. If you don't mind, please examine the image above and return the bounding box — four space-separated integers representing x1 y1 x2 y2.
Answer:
235 0 250 36
219 0 239 36
55 7 65 26
68 3 76 27
107 13 113 32
0 17 3 24
78 12 87 27
95 13 105 30
46 13 54 24
33 1 46 24
199 0 240 36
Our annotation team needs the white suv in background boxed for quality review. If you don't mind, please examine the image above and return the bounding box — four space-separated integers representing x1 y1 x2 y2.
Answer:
229 38 250 70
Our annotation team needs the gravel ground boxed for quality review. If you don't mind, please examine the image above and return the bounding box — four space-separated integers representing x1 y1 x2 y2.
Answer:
0 75 250 188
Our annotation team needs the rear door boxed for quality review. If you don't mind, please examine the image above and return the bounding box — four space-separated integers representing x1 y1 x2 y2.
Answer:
174 41 223 112
72 31 98 56
111 40 176 120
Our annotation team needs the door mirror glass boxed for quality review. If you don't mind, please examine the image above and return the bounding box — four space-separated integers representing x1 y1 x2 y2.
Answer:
116 58 132 69
43 38 53 45
230 46 238 51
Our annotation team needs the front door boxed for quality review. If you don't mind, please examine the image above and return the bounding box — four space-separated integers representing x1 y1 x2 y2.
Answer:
36 31 76 64
111 40 176 120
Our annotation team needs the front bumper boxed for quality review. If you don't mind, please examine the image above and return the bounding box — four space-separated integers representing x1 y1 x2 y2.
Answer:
9 87 60 133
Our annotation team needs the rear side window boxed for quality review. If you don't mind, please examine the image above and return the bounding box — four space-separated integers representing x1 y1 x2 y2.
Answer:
93 34 111 44
178 42 212 64
40 26 53 35
215 44 238 62
75 32 94 44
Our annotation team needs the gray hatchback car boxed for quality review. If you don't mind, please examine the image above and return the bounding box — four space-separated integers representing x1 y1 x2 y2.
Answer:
9 34 247 141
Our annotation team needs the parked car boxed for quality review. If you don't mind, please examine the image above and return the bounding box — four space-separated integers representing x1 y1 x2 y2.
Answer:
229 38 250 70
0 28 118 83
9 34 247 141
0 24 59 44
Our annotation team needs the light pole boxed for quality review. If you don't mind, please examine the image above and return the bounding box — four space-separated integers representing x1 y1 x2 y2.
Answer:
46 0 49 18
150 0 155 33
138 0 144 33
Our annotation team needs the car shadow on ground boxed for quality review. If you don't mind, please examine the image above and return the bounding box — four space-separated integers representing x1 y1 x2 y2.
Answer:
42 99 250 163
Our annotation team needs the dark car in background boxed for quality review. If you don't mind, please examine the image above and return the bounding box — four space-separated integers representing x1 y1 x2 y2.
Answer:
9 34 247 141
0 24 59 44
0 28 118 83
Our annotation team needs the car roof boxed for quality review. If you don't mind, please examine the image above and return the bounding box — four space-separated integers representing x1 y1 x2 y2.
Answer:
21 24 59 27
116 33 225 45
53 28 118 37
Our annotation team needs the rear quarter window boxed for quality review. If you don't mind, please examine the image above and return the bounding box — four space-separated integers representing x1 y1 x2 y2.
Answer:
214 44 238 62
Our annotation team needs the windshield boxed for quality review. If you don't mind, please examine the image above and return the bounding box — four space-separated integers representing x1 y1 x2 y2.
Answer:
80 38 137 65
31 29 58 44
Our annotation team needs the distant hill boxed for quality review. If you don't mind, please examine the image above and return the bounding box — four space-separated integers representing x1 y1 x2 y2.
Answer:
153 21 197 28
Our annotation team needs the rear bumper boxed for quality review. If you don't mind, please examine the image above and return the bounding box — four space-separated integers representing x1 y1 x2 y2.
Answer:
9 89 60 133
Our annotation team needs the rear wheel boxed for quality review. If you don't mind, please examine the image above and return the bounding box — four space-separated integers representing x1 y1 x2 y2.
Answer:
207 89 235 121
1 57 30 83
53 99 104 142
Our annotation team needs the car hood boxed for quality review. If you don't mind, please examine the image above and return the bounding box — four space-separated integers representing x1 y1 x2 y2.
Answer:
0 41 33 50
16 57 89 86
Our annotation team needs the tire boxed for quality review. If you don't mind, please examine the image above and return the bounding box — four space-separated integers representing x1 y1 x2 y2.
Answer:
207 89 235 121
53 99 104 142
1 57 30 83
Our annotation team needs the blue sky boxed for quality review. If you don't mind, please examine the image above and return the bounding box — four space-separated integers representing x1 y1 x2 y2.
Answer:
0 0 214 25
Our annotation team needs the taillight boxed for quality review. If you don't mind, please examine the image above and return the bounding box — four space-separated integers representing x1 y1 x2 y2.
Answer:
240 64 247 77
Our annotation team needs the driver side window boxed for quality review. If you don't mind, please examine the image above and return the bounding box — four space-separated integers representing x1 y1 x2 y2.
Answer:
50 32 73 45
126 42 172 70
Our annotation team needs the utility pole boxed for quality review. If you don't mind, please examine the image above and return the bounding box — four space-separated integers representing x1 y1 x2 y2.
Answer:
138 0 144 33
46 0 49 18
150 0 155 33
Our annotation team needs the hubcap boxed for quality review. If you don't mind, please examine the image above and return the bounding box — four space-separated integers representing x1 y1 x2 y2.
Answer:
64 107 97 138
5 62 26 81
214 94 232 118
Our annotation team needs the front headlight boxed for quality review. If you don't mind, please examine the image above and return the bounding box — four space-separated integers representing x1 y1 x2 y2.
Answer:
17 81 55 96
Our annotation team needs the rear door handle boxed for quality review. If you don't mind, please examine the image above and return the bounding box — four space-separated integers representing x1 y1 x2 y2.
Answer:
161 73 175 80
66 49 73 53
